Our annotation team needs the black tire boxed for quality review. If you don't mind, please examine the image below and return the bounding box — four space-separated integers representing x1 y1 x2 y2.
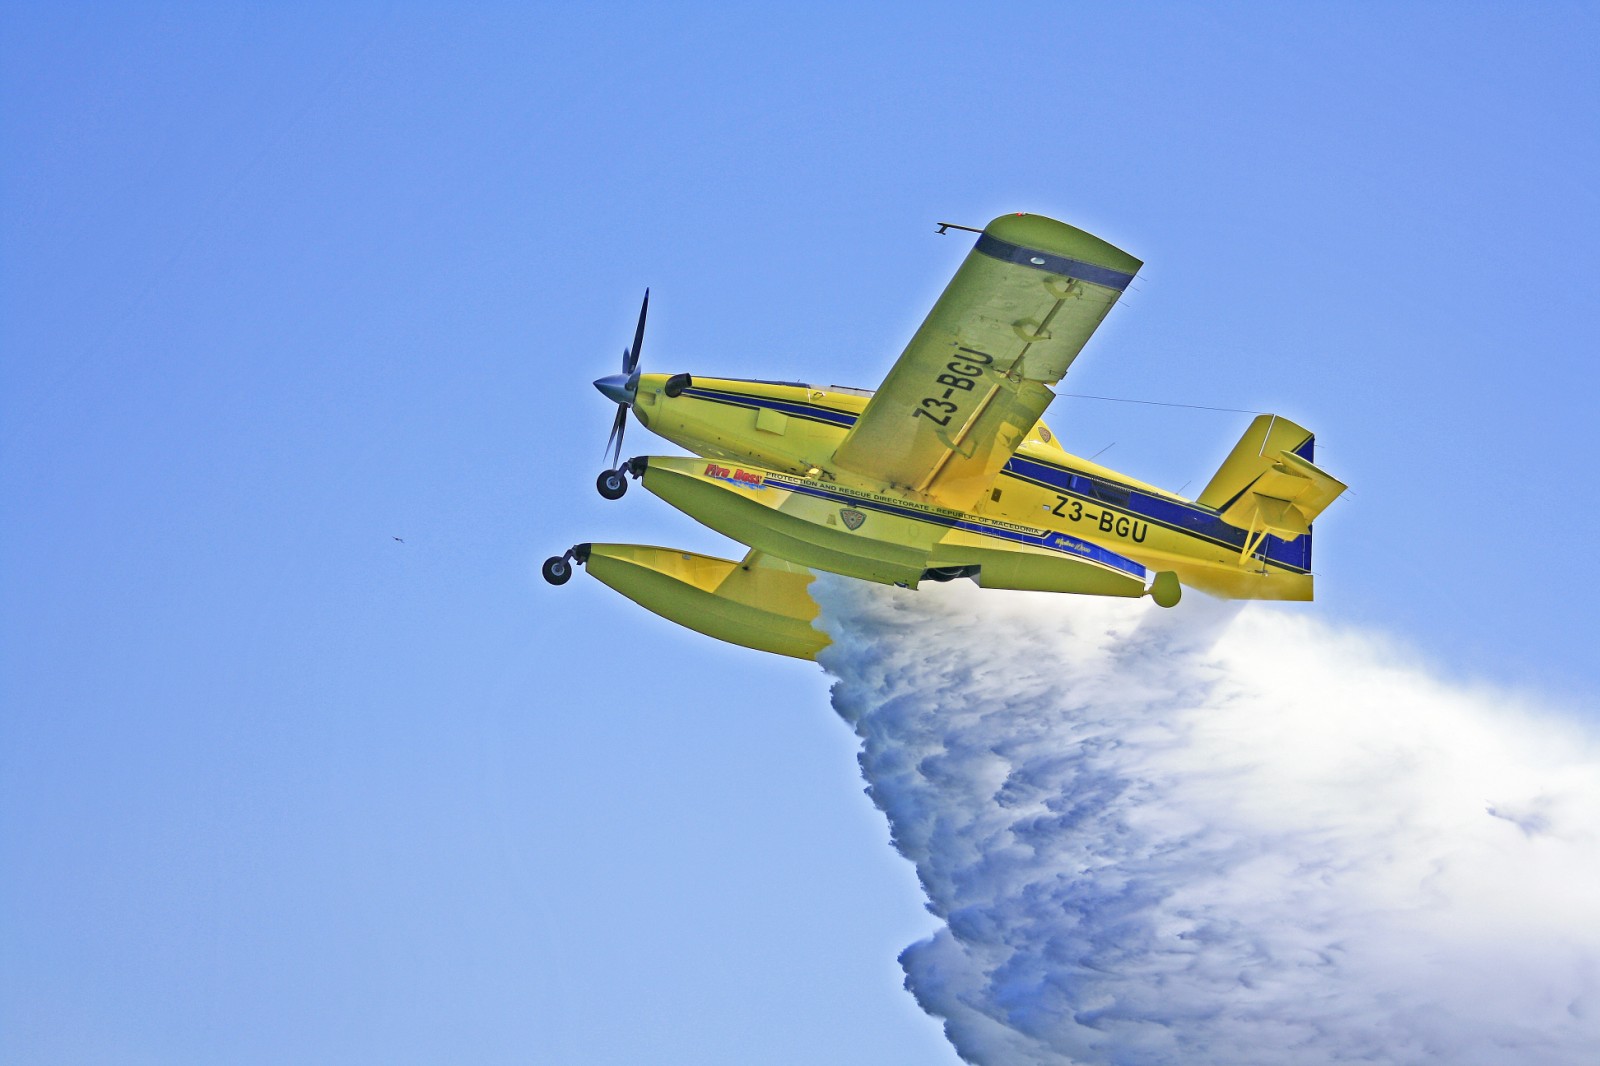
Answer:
542 556 573 585
596 469 628 500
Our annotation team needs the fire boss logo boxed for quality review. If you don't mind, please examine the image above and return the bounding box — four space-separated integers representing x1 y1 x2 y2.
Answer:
703 462 766 489
839 508 866 530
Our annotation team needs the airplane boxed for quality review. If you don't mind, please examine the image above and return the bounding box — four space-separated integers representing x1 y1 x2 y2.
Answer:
543 212 1345 661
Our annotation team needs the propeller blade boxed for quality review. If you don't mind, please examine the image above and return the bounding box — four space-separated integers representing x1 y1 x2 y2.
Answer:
604 405 628 468
623 289 649 374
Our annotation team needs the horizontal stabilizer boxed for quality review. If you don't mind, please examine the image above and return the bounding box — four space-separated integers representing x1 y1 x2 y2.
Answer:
1200 415 1345 549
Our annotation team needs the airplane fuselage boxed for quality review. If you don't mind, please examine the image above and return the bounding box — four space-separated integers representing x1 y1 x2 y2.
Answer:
552 214 1344 659
630 373 1313 601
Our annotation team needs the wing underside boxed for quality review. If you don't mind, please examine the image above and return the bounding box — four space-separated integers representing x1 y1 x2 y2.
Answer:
830 213 1141 510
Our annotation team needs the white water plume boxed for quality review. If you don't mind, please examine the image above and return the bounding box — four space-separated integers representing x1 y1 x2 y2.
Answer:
815 578 1600 1065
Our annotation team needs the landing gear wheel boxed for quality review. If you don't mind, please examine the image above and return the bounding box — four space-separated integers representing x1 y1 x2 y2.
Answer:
596 469 628 500
542 556 573 585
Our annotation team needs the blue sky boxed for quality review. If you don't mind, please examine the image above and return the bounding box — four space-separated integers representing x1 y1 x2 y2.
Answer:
3 4 1597 1063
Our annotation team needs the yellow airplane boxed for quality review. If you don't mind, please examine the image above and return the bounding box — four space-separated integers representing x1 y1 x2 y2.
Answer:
543 212 1345 660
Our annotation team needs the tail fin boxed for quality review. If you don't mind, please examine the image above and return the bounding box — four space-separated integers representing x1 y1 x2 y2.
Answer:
1198 415 1346 550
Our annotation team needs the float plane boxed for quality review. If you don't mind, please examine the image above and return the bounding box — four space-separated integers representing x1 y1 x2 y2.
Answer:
543 213 1345 660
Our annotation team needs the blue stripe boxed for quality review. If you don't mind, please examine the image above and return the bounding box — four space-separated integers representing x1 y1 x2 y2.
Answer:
680 387 856 428
764 473 1148 581
974 234 1136 292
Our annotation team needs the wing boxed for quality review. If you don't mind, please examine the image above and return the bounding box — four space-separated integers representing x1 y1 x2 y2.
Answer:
830 213 1140 509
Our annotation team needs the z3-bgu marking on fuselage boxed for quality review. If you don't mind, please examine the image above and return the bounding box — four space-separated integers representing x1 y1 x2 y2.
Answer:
1049 493 1149 542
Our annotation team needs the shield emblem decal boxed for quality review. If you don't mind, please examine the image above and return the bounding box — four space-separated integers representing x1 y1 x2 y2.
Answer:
839 508 866 531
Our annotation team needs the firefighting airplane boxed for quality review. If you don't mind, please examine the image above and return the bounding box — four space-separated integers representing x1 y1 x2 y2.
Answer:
542 212 1345 660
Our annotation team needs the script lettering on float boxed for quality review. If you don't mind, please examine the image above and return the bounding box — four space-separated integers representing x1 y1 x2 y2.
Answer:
704 462 768 490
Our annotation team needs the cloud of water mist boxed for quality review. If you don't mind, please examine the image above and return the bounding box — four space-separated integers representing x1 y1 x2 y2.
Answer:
815 578 1600 1066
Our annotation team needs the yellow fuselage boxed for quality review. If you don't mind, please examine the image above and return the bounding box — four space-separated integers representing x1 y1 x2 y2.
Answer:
630 374 1312 601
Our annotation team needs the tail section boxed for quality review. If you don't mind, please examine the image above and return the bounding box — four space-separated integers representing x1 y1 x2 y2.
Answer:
1199 415 1346 561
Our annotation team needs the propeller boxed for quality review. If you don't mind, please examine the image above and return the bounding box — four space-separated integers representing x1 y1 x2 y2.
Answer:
594 289 649 469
